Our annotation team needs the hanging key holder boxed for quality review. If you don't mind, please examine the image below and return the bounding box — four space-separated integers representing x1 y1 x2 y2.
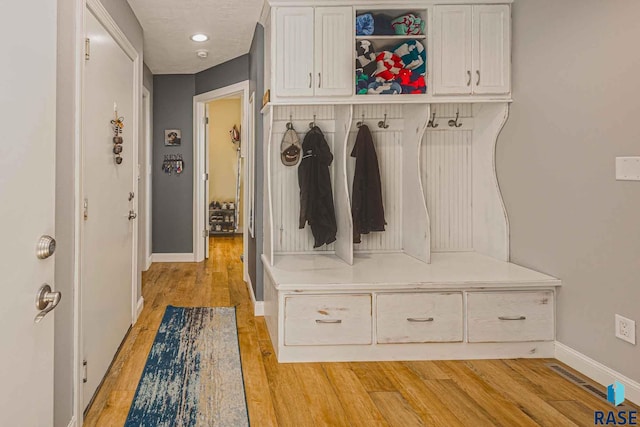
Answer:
111 112 125 165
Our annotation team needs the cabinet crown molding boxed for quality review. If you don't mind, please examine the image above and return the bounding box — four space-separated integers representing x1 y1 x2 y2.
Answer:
268 0 513 6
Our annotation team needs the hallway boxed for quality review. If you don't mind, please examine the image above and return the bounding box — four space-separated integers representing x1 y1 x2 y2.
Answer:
85 237 635 426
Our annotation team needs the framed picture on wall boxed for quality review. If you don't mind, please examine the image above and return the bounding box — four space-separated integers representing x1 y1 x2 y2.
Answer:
164 129 181 146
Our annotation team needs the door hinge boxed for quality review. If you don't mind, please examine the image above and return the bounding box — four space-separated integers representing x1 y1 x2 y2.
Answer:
203 173 209 181
83 198 89 220
202 230 208 238
85 38 90 61
205 117 209 124
82 360 88 383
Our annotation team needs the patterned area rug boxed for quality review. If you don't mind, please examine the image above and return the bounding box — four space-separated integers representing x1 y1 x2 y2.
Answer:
125 306 249 426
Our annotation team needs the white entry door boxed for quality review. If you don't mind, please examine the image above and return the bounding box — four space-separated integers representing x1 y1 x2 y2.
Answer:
82 9 137 407
0 1 57 425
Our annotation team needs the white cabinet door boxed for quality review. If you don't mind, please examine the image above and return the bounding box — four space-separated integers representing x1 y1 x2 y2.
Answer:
472 5 511 94
433 6 472 95
314 7 353 96
275 7 315 97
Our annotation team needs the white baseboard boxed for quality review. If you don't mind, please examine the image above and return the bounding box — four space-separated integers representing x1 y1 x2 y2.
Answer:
152 253 195 263
254 301 264 316
555 341 640 405
144 255 152 271
136 297 144 319
245 275 264 316
67 416 76 427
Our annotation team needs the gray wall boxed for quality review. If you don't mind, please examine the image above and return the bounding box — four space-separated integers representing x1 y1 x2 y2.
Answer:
248 24 264 299
498 0 640 382
152 74 196 253
152 58 250 254
195 54 249 95
55 0 143 426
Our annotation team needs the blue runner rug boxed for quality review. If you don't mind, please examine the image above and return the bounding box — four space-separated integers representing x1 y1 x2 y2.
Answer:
125 306 249 426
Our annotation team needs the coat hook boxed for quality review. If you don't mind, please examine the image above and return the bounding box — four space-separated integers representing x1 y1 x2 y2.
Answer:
378 113 389 129
448 110 463 128
286 114 294 130
357 112 365 128
309 114 316 129
427 111 438 128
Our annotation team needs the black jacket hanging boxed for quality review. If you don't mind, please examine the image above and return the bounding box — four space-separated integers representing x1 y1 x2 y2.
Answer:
298 126 337 248
351 124 386 243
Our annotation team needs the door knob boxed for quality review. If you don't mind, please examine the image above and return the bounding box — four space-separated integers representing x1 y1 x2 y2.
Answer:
36 235 56 259
35 284 61 323
128 210 137 220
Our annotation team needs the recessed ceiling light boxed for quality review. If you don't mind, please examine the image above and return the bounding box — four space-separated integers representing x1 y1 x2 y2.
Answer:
191 34 209 42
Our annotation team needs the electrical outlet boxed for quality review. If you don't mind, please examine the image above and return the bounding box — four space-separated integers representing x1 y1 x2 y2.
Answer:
615 314 636 345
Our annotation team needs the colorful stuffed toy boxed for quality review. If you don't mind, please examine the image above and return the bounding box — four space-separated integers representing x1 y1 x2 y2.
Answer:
397 69 426 94
393 40 426 75
355 70 370 94
391 13 425 35
373 51 404 82
367 80 402 95
355 40 377 77
356 13 374 36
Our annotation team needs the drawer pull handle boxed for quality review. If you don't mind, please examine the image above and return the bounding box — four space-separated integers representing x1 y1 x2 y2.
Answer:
315 319 342 324
498 316 526 321
407 317 434 322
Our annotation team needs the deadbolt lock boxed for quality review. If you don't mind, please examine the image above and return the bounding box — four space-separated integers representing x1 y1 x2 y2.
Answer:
36 235 56 259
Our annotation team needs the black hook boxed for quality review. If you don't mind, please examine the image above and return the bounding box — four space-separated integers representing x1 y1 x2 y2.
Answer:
286 114 294 130
357 113 365 128
448 110 462 128
309 114 316 129
378 113 390 129
427 111 438 128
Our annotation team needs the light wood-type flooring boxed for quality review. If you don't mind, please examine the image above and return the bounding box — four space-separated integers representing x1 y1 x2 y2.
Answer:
84 236 637 426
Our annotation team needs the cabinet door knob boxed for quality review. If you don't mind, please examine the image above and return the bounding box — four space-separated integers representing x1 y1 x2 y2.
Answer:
476 70 481 86
308 73 312 88
466 70 471 86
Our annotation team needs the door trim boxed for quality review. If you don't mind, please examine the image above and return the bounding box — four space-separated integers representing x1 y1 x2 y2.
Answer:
142 87 152 271
75 0 142 424
193 81 250 281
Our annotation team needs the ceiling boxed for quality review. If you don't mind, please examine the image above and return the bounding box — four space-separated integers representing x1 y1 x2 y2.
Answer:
128 0 264 74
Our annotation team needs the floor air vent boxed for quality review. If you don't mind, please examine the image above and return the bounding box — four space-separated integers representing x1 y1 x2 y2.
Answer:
547 363 609 402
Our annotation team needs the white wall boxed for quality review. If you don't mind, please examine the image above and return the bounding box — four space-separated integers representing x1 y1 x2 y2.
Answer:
497 0 640 382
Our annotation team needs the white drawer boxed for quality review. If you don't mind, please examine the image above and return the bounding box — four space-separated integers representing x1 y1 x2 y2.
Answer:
467 291 554 343
377 292 463 344
284 294 372 346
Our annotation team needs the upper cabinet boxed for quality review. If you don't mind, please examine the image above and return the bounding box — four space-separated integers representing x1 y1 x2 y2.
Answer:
275 6 353 98
269 2 512 102
315 7 354 96
433 5 510 96
275 7 315 97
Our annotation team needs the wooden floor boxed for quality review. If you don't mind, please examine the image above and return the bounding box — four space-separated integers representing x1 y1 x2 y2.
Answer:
85 236 635 426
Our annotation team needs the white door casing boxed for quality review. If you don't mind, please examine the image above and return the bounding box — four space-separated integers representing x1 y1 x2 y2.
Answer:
472 5 511 95
81 8 137 407
314 7 353 96
275 7 315 97
0 1 57 424
433 5 472 95
204 104 210 259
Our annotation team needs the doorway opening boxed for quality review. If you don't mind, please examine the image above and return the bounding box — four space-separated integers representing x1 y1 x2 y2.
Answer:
206 96 244 240
194 81 251 283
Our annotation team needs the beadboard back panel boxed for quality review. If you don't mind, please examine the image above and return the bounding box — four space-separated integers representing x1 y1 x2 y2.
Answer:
422 104 474 252
348 105 405 253
272 105 336 253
